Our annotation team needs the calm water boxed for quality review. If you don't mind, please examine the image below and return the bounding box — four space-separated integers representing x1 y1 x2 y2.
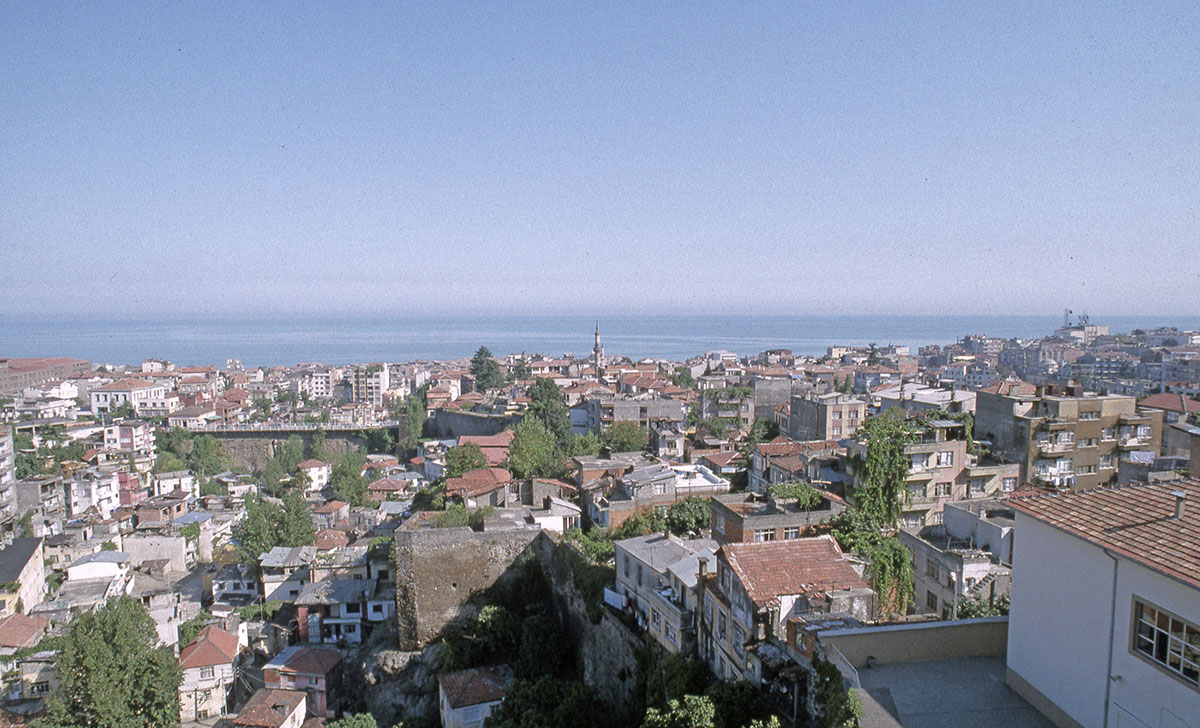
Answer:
2 313 1198 368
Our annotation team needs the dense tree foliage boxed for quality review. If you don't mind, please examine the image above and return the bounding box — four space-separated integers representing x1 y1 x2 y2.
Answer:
326 715 377 728
39 597 182 728
769 481 823 511
362 428 395 454
666 497 710 536
445 442 488 478
524 378 572 447
852 411 916 528
331 451 369 506
642 695 716 728
602 421 647 453
471 346 506 392
506 416 562 479
233 493 314 571
485 677 605 728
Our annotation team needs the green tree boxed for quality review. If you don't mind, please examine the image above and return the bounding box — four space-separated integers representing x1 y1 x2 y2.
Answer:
310 427 328 462
955 593 1010 619
602 421 647 453
852 412 916 528
445 442 487 478
670 368 696 390
865 536 915 617
615 510 667 540
525 379 571 447
331 451 369 506
327 714 377 728
233 494 283 572
770 482 823 511
362 428 396 454
177 610 212 645
188 435 228 478
514 615 571 680
704 680 774 728
484 677 604 728
470 346 506 392
506 417 562 479
565 432 601 457
401 391 428 453
279 492 315 546
565 527 615 563
39 597 181 728
642 695 716 728
276 435 305 470
666 498 710 536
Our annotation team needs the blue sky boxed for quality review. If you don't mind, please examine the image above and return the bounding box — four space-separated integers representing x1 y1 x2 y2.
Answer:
2 2 1197 317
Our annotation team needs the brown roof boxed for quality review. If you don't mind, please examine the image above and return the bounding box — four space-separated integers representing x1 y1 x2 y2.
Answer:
314 530 350 550
179 625 239 669
459 431 516 448
0 614 49 649
96 378 157 392
756 440 804 457
438 665 512 708
234 689 307 728
313 500 347 513
979 379 1036 396
1138 392 1200 414
445 468 513 499
1007 479 1200 590
721 535 867 608
297 459 329 469
278 646 342 675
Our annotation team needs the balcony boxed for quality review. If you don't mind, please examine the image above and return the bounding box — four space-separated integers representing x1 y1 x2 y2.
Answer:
1034 471 1075 489
1035 440 1074 455
1118 436 1150 449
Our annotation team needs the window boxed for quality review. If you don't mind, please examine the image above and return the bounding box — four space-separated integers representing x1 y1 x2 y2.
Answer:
1132 599 1199 686
197 710 209 720
714 514 724 534
718 611 728 640
754 529 775 542
1099 454 1113 468
200 690 212 701
371 604 383 614
637 564 643 587
934 482 951 497
199 667 215 679
926 591 938 612
1079 410 1100 420
936 451 953 467
968 480 986 497
651 610 661 630
925 560 941 580
1077 465 1096 475
1079 438 1098 448
345 602 361 614
831 426 841 436
665 625 676 644
733 625 746 654
783 527 801 540
833 410 842 420
623 554 630 577
31 682 49 695
653 482 666 495
1102 427 1116 440
1001 477 1017 492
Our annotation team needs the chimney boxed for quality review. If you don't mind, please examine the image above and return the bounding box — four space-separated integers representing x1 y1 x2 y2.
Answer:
1171 490 1187 520
697 558 707 581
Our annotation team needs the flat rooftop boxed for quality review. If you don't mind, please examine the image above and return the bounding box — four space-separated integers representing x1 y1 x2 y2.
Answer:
857 656 1052 728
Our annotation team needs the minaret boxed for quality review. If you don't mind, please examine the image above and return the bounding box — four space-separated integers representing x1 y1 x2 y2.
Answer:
593 320 604 375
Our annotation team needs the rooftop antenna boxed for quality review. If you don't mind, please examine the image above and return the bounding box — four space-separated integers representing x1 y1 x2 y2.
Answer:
1064 309 1072 327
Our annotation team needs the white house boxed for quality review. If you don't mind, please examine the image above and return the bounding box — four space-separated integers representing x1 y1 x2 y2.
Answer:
297 459 331 494
178 624 240 722
1006 479 1200 728
90 379 166 416
438 665 511 728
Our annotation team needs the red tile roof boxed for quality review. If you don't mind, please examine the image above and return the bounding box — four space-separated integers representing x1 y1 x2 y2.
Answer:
756 440 804 457
1007 479 1200 590
234 689 307 728
277 646 342 676
445 468 513 499
0 614 49 649
179 625 239 669
298 459 328 469
721 535 867 608
1138 393 1200 414
438 665 512 709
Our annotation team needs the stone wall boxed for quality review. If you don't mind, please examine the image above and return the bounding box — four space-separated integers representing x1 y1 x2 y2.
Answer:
207 430 370 471
426 409 520 438
393 526 542 650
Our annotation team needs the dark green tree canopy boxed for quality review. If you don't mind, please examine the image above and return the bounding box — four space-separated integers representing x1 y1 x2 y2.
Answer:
40 596 182 728
506 416 563 479
601 421 647 453
471 346 506 392
445 442 488 479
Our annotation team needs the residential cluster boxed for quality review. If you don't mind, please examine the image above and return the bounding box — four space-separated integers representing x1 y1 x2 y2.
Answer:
0 316 1197 727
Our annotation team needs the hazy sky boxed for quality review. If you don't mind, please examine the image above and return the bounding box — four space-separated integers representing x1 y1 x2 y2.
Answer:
2 3 1197 317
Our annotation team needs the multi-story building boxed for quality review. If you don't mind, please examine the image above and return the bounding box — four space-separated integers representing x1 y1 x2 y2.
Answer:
710 490 847 545
0 358 91 396
0 537 45 616
846 419 1020 529
263 645 342 718
1006 479 1199 728
0 426 16 543
14 475 64 537
698 536 874 683
976 384 1163 490
583 462 729 530
104 421 155 455
64 469 120 519
350 364 389 406
613 532 716 654
89 379 167 416
178 625 240 722
787 392 866 441
576 392 687 435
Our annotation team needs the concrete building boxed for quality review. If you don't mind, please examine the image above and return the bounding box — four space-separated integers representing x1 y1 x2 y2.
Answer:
103 421 154 455
178 624 240 722
350 364 389 405
976 384 1163 491
1006 479 1200 728
787 392 866 441
259 546 315 602
613 532 716 654
438 665 512 728
262 645 342 718
584 462 729 530
0 538 44 616
232 688 307 728
0 426 16 543
577 392 687 435
710 489 847 545
0 358 91 397
89 379 167 416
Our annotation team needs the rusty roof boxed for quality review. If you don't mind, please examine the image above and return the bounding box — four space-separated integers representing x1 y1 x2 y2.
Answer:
721 535 867 608
438 665 512 709
1007 479 1200 590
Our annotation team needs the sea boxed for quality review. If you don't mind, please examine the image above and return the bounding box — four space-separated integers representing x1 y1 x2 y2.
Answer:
2 313 1199 368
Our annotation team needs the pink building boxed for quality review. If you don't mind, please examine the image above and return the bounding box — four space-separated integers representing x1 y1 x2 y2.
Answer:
262 646 342 718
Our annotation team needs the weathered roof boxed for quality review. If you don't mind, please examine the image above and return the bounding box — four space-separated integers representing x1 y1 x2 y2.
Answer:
721 535 867 608
1138 392 1200 414
618 533 716 572
438 665 512 709
264 645 342 676
258 546 316 568
0 614 49 648
179 625 239 669
1007 479 1200 590
234 688 307 728
0 538 42 583
295 578 377 606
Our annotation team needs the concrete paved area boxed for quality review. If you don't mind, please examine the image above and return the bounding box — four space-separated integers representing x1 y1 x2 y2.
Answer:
856 656 1054 728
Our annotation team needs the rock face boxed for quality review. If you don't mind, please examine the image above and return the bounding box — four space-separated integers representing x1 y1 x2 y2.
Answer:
390 528 642 714
355 635 441 727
